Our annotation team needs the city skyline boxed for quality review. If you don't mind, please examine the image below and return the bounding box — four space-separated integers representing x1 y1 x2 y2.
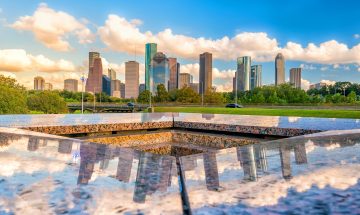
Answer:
1 0 360 91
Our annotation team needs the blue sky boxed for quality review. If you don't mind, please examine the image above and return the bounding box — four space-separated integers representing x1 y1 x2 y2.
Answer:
0 0 359 90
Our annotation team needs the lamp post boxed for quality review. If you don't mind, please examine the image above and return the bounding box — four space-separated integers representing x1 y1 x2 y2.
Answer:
235 71 238 104
80 74 86 114
201 81 204 106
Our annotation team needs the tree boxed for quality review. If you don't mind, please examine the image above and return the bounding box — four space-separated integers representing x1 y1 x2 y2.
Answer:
175 87 200 103
154 84 170 102
27 91 68 114
0 75 28 114
138 90 151 103
347 91 357 103
204 91 225 104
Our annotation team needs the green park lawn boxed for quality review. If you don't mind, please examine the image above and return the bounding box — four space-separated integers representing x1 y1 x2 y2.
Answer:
154 106 360 119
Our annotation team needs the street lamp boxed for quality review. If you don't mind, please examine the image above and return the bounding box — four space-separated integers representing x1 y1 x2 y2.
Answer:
80 74 87 114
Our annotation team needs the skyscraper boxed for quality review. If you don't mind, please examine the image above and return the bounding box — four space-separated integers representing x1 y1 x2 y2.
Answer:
189 83 199 93
111 79 121 97
86 57 103 93
168 57 179 91
199 52 212 95
151 52 169 93
145 43 157 91
125 61 140 99
108 68 116 80
89 52 100 69
34 76 45 90
102 75 111 95
275 53 285 85
236 56 251 91
290 68 302 89
44 83 53 91
250 65 262 90
179 73 192 88
120 82 125 98
64 79 78 92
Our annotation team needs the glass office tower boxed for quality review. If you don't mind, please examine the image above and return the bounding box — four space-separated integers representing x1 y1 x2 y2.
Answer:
236 56 251 91
145 43 157 91
250 65 262 90
150 52 169 94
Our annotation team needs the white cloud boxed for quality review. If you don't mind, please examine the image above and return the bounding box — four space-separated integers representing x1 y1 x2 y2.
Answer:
11 3 94 51
320 80 336 85
98 15 360 64
300 63 316 70
320 66 328 71
301 78 311 90
333 64 339 69
0 49 75 72
354 34 360 39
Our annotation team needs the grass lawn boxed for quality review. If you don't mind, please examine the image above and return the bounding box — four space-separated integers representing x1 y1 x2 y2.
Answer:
154 106 360 119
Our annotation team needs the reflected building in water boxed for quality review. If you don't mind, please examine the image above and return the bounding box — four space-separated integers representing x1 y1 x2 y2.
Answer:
203 152 220 191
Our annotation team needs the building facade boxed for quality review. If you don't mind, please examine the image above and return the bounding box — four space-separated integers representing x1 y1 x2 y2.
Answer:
179 73 192 88
236 56 251 91
111 80 121 97
86 57 103 93
145 43 157 91
89 52 100 69
189 83 199 93
120 82 125 98
64 79 78 92
151 52 169 93
102 75 111 95
250 65 262 90
139 84 145 94
275 53 285 85
44 83 53 91
168 57 179 91
34 76 45 90
199 52 212 95
290 68 302 89
125 61 140 99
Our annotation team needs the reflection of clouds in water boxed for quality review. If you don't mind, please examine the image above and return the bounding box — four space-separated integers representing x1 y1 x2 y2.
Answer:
305 139 315 153
287 117 300 123
188 165 360 209
325 143 341 150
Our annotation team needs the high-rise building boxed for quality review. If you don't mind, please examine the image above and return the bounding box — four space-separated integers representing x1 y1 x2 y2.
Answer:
233 76 236 93
189 83 199 93
86 57 103 93
89 52 100 69
111 79 121 96
275 53 285 85
108 68 116 80
179 73 192 88
120 82 125 98
309 82 328 90
34 76 45 90
44 83 53 91
125 61 140 99
290 68 302 89
236 56 251 91
102 75 111 95
64 79 78 92
151 52 169 93
250 65 262 90
139 83 145 94
199 52 212 95
168 58 179 91
145 43 157 91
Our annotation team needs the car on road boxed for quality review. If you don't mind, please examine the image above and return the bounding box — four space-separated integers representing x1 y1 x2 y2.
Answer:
127 102 135 107
225 103 243 108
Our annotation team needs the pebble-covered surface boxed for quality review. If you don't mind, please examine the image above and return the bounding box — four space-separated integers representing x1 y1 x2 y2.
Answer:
1 113 360 136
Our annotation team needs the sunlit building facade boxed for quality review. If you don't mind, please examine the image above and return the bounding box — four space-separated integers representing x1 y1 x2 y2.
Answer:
275 53 285 85
168 57 179 91
250 65 262 90
34 76 45 90
150 52 169 93
236 56 251 91
290 68 302 89
64 79 78 92
125 61 139 99
199 52 212 95
86 57 103 93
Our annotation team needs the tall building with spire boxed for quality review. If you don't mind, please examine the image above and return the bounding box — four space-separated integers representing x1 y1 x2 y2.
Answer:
145 43 157 91
290 68 302 89
199 52 212 95
125 61 139 99
236 56 251 91
89 52 100 69
168 57 179 91
86 57 103 93
275 53 285 85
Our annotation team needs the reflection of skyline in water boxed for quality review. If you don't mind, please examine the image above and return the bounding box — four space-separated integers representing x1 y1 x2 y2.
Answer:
1 128 360 214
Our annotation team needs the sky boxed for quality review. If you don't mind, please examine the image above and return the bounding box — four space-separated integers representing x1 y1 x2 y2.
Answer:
0 0 360 91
